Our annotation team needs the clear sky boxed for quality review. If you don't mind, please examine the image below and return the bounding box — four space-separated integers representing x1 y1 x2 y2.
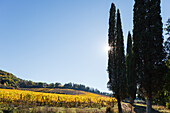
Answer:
0 0 169 92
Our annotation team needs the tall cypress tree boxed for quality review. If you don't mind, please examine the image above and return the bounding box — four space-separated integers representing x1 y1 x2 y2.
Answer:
126 32 136 105
107 4 126 113
133 0 146 89
133 0 166 112
107 3 116 92
115 9 126 113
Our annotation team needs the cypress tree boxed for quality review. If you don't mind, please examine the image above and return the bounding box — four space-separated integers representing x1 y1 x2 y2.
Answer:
133 0 166 112
115 9 126 113
133 0 146 89
107 3 116 92
107 4 126 113
126 32 136 105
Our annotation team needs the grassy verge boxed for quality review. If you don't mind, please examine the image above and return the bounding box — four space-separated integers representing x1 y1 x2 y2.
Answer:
0 106 107 113
132 103 170 113
0 102 169 113
0 102 109 113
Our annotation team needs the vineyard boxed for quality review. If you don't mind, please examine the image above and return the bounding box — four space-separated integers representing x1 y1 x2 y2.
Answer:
0 88 116 108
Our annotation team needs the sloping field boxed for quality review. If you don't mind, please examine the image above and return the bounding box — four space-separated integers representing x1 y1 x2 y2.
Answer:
0 88 116 108
20 88 87 95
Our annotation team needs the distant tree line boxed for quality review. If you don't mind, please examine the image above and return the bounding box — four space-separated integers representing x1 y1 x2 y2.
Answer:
19 81 111 96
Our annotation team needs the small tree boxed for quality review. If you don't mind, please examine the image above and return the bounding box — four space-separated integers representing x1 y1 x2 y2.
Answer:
49 83 55 88
64 82 72 88
55 82 61 88
37 82 44 88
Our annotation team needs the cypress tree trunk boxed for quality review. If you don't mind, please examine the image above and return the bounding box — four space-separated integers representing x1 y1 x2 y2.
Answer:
117 95 122 113
146 96 152 113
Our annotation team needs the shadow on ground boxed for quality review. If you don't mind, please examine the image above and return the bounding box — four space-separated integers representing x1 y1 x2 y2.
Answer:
133 104 160 113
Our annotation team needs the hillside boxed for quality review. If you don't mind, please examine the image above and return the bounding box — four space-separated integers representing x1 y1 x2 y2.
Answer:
0 70 111 96
21 88 85 95
0 70 20 88
20 88 110 97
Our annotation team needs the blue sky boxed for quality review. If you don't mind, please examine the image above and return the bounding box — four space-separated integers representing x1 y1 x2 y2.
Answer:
0 0 169 92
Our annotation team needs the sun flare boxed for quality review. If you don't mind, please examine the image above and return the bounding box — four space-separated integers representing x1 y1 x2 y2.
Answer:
105 45 111 51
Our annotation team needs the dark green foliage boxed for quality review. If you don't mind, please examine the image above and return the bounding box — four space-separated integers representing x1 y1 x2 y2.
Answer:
55 82 61 87
133 0 146 88
163 19 170 93
126 32 136 104
165 37 170 58
73 83 79 89
115 10 127 113
107 3 126 113
154 59 170 107
0 70 20 88
133 0 166 112
115 9 127 99
165 18 170 36
37 82 44 88
78 84 86 90
48 83 55 88
164 19 170 58
64 82 72 88
155 19 170 107
107 3 116 91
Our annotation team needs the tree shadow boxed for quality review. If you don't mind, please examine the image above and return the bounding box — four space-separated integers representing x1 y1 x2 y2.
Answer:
133 104 160 113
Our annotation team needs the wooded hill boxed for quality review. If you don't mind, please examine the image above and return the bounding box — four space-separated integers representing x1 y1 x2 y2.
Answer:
0 70 111 96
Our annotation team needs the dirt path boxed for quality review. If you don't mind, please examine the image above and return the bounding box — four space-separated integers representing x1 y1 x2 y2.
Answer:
133 104 161 113
122 103 161 113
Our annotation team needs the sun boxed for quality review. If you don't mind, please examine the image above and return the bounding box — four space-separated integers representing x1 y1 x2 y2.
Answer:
105 45 111 51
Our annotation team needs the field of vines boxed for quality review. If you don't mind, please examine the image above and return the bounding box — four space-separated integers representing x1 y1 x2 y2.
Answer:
0 88 116 108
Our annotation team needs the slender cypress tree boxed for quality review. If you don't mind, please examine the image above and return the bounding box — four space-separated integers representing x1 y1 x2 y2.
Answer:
107 3 116 92
126 32 136 105
107 4 126 113
133 0 146 89
115 9 126 113
133 0 166 112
